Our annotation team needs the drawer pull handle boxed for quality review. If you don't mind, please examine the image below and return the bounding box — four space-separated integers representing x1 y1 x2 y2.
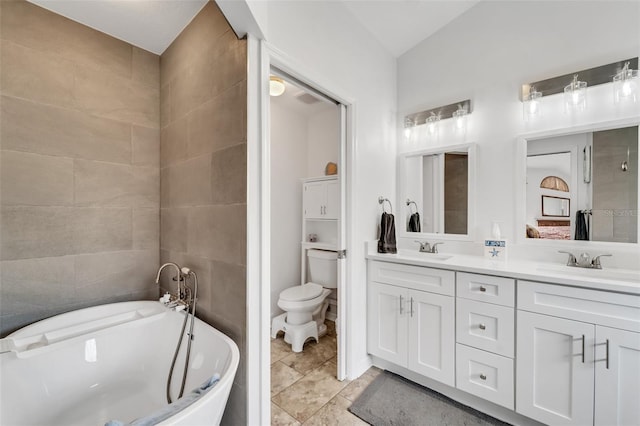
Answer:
606 339 610 370
479 373 487 380
478 323 486 330
479 286 487 292
582 335 585 363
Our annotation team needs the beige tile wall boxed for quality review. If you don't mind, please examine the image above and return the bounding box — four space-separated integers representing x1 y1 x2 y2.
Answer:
158 2 247 424
0 0 160 335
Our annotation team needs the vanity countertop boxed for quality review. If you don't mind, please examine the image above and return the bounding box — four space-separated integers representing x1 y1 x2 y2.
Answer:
366 249 640 295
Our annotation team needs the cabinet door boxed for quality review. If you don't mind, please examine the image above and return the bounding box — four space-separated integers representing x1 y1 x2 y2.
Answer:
516 311 594 426
594 326 640 426
367 281 408 366
303 181 325 219
407 289 455 386
324 179 340 219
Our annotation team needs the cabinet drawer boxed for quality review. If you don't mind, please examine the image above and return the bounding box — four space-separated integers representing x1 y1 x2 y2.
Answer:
456 272 515 307
369 261 455 296
456 344 514 410
518 280 640 332
456 298 514 357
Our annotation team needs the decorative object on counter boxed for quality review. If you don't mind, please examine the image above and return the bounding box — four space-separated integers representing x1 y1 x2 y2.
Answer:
378 197 397 254
325 162 338 175
520 57 638 119
308 233 318 242
484 239 507 260
406 199 421 232
491 221 502 239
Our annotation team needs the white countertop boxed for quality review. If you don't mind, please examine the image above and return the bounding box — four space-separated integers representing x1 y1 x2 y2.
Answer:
366 249 640 295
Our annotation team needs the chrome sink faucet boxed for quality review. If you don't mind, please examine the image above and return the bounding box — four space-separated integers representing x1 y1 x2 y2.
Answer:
558 251 612 269
415 241 444 253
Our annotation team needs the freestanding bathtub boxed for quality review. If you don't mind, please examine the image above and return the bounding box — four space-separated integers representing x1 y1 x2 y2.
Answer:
0 301 239 425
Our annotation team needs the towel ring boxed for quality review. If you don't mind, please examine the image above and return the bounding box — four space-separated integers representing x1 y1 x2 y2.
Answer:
378 196 393 213
406 199 418 213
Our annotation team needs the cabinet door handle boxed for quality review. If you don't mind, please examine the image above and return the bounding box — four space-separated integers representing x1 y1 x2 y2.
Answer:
479 373 487 381
581 335 586 363
478 323 486 330
410 297 414 317
399 295 403 315
606 339 610 370
479 286 487 292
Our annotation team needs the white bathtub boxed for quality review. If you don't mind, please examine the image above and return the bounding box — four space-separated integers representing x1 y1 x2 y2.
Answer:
0 301 239 426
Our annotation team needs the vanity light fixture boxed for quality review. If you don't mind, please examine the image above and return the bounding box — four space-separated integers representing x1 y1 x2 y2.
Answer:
452 105 468 133
403 99 472 139
522 87 542 121
269 76 286 97
613 61 638 104
564 74 587 113
520 58 638 119
404 117 414 138
426 113 440 136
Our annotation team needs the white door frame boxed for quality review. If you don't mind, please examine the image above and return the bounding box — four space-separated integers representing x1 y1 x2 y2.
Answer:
245 36 357 425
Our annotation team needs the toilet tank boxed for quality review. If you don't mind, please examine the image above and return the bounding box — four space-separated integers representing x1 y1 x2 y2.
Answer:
307 249 338 288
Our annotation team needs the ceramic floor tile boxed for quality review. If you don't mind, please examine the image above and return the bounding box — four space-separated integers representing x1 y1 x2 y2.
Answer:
271 402 301 426
271 336 292 364
280 338 337 375
272 360 350 423
364 366 383 378
302 395 367 426
271 361 304 397
339 371 377 402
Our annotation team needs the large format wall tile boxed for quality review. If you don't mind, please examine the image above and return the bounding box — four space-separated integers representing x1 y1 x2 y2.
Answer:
1 96 132 164
74 160 158 207
1 40 75 108
0 0 160 338
1 150 74 206
187 204 246 265
211 143 247 204
162 155 212 207
160 208 188 252
188 81 247 158
1 0 132 79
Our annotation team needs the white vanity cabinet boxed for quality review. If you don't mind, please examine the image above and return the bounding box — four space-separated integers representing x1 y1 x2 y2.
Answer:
455 273 515 410
367 261 455 386
303 177 339 219
516 281 640 426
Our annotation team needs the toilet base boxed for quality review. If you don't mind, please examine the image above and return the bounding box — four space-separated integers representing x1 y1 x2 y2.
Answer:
271 313 327 353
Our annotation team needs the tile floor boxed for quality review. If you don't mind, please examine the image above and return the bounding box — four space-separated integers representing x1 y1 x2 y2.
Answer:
271 320 381 425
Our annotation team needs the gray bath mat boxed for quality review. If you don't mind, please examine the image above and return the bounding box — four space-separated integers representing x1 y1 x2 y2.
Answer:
349 371 511 426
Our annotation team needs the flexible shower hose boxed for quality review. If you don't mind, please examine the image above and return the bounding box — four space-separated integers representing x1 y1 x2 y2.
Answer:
166 271 198 404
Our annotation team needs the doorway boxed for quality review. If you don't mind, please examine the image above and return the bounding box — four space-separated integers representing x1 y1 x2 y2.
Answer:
267 66 349 419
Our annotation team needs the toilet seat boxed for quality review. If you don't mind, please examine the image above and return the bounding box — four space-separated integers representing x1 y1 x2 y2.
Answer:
279 282 323 302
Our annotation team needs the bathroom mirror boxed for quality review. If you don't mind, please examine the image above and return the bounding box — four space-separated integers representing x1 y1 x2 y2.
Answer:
522 124 638 243
542 196 570 217
398 143 476 240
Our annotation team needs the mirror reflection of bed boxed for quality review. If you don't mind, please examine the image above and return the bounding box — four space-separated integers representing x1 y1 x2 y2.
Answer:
525 126 638 243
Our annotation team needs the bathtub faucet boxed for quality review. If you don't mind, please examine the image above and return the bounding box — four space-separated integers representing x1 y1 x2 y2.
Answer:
156 262 184 299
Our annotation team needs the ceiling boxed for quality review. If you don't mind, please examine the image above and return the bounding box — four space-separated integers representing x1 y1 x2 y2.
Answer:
28 0 208 55
341 0 480 57
271 80 337 118
28 0 479 57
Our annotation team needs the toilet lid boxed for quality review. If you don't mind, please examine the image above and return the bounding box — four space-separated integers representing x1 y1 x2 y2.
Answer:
280 283 323 302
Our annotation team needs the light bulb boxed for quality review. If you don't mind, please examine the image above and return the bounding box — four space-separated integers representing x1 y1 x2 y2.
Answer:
613 62 638 104
404 127 412 138
523 88 542 121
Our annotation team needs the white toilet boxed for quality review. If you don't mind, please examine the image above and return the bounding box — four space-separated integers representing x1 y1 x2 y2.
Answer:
271 249 338 352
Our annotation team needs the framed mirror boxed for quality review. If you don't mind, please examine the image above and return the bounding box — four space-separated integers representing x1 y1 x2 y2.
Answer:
542 195 570 217
398 143 476 240
519 121 638 244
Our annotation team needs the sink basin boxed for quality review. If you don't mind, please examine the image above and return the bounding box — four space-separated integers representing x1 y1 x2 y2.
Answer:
537 265 640 283
397 251 453 261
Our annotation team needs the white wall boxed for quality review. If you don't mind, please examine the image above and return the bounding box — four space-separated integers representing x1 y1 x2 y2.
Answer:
307 108 340 177
397 0 640 268
270 101 308 318
256 0 397 377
